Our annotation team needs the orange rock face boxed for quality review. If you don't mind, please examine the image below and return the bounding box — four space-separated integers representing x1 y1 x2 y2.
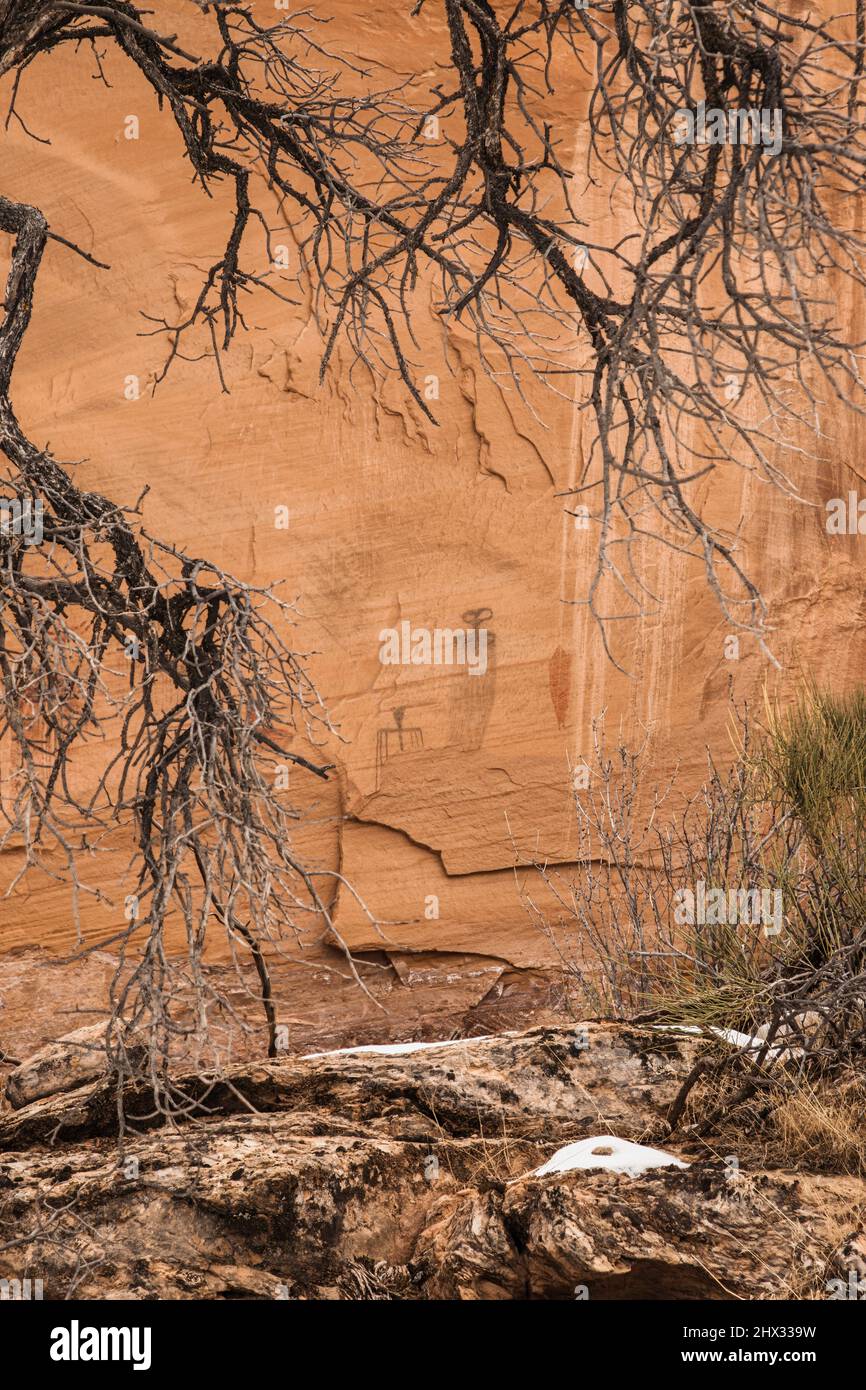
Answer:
1 1 865 969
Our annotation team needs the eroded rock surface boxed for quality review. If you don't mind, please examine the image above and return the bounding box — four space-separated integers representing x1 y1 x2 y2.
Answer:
4 1021 145 1110
416 1167 861 1300
0 1025 859 1300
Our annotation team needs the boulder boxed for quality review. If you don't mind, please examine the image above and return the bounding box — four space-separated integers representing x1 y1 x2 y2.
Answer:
4 1021 142 1110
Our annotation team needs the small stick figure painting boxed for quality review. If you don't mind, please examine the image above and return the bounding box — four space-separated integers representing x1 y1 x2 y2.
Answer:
375 705 424 788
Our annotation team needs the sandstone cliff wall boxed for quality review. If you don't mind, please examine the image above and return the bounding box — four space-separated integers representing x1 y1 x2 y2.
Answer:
1 0 864 965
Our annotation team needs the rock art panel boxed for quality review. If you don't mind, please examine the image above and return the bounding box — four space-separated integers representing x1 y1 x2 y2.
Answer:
0 1 865 968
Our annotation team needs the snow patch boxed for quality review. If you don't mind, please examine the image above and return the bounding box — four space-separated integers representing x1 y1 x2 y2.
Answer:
653 1023 757 1047
652 1023 801 1060
303 1035 495 1060
533 1135 689 1179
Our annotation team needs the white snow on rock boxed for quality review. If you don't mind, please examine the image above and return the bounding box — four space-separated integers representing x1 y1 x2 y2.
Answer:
652 1023 801 1060
715 1027 764 1050
302 1035 495 1060
653 1023 758 1047
533 1135 690 1179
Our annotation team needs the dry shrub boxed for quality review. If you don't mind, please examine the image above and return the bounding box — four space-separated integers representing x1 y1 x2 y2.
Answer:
770 1077 866 1178
525 687 866 1156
